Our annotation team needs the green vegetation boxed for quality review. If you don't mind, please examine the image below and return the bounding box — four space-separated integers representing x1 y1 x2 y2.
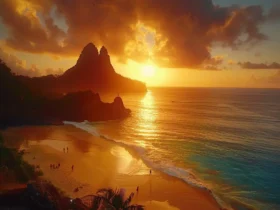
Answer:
0 134 43 183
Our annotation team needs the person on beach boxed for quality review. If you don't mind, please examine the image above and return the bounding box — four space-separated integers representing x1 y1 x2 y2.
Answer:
72 165 74 171
150 169 152 175
136 186 139 193
58 163 60 168
63 148 65 153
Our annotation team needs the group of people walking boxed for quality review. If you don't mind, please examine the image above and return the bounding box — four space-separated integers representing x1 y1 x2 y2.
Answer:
49 162 74 172
49 147 74 171
50 163 60 169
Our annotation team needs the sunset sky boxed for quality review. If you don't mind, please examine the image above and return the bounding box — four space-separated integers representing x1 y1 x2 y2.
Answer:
0 0 280 88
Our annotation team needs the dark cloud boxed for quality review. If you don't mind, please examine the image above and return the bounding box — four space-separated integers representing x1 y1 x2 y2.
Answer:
209 5 267 47
239 62 280 70
201 56 224 70
0 0 66 54
0 0 279 69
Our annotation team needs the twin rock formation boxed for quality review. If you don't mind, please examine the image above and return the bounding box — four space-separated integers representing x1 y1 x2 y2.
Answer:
18 43 146 97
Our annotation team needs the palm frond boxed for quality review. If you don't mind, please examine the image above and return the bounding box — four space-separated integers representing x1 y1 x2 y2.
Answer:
96 188 116 200
95 188 144 210
123 192 134 208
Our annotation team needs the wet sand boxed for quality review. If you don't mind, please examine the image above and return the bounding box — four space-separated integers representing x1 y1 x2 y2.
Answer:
2 125 221 210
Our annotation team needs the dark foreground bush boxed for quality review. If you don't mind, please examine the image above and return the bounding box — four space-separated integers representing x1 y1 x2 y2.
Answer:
0 134 43 183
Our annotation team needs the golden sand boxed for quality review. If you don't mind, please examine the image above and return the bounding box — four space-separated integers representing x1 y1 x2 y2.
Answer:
2 125 220 210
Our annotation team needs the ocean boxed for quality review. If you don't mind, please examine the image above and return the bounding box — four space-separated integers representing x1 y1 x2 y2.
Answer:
66 87 280 210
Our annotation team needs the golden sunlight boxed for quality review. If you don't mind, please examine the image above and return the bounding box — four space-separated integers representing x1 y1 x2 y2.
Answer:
142 64 156 78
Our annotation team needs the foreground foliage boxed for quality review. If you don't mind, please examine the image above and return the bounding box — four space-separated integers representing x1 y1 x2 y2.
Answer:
0 134 43 183
91 188 144 210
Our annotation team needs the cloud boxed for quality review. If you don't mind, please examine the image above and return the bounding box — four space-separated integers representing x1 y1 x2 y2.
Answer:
0 47 64 76
0 0 66 54
202 65 222 71
204 56 224 65
200 55 224 70
239 62 280 70
209 5 267 47
0 0 279 69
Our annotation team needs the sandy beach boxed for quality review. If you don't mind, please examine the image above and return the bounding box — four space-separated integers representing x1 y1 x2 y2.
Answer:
2 125 221 210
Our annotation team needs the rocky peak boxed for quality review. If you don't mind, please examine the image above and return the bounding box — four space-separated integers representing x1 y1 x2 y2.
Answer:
99 46 110 62
99 46 108 56
83 43 99 55
113 96 126 111
76 43 99 66
98 46 114 73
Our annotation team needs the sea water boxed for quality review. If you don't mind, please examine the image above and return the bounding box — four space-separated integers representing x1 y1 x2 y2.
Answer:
66 87 280 210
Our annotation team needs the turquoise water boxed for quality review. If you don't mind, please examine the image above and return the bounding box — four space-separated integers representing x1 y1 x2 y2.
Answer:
74 88 280 210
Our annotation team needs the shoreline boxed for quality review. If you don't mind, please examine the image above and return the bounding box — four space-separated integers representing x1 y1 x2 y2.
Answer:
65 121 229 210
1 125 221 210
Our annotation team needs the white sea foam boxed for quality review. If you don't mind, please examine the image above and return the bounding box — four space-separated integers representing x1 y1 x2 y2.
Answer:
63 121 230 209
64 121 99 136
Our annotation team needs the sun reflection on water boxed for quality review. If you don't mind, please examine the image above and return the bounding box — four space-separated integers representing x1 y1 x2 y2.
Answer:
140 90 155 118
137 90 158 139
135 140 147 148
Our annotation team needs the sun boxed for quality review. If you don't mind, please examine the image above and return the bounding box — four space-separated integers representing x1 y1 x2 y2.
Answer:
142 65 156 77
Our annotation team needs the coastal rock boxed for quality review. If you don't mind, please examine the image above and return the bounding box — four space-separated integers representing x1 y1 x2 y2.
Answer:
41 90 131 122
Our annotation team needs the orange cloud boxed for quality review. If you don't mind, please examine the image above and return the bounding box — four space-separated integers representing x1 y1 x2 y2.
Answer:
0 0 279 69
0 47 64 76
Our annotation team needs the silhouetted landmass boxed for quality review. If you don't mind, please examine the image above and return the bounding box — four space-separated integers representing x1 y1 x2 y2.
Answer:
0 180 144 210
0 59 131 128
17 43 146 97
41 91 130 122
